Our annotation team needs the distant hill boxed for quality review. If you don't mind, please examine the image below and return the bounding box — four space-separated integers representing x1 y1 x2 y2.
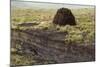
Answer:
11 0 94 10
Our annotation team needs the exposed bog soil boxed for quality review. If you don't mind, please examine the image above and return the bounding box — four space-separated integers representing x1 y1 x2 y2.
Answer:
11 29 95 66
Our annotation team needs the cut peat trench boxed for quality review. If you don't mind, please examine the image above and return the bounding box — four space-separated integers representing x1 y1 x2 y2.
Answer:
11 29 95 65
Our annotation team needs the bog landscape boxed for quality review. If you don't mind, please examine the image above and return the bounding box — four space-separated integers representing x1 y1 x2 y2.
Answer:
11 0 95 66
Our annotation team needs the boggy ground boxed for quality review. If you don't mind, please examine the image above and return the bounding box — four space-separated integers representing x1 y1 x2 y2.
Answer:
11 28 95 66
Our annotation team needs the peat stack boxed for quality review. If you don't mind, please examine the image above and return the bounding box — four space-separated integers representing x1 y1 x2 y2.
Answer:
53 8 76 26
